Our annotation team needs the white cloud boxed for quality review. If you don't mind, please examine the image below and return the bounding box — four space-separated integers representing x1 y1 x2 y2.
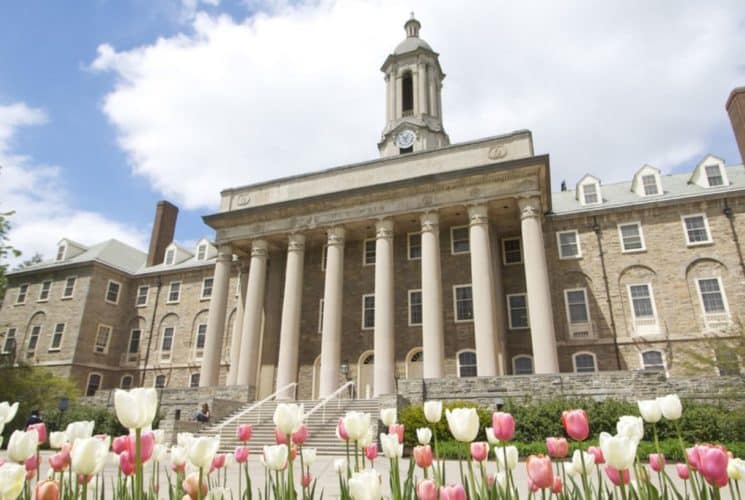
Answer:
0 103 148 264
91 0 745 210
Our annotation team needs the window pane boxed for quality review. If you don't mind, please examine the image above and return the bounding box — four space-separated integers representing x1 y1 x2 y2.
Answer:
642 351 664 369
503 238 522 264
190 374 200 387
705 165 723 186
409 291 422 325
452 227 470 253
162 328 174 351
698 279 725 313
685 216 709 243
197 245 207 260
642 175 658 195
169 283 181 302
136 286 148 306
567 290 588 323
514 357 533 375
121 376 133 389
455 286 473 320
95 327 110 353
107 282 120 303
129 330 141 353
28 326 41 350
508 295 528 328
202 278 213 298
363 295 375 328
620 224 643 251
630 285 654 318
155 375 166 388
408 234 421 259
364 240 376 265
583 184 598 204
559 232 578 257
64 278 76 297
458 351 477 377
51 324 65 349
86 375 101 396
575 354 596 373
196 324 207 349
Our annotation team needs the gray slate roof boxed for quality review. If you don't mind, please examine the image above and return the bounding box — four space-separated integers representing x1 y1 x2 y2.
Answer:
10 239 147 276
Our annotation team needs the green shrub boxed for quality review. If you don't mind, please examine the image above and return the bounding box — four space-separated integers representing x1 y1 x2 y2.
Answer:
399 400 491 448
45 404 127 438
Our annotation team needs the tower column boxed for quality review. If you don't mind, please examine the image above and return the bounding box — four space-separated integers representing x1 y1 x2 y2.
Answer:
199 244 232 387
236 240 269 389
373 219 395 396
418 61 428 115
420 211 445 378
428 68 437 117
519 197 559 373
386 75 394 123
226 261 249 385
275 234 306 399
395 75 402 119
319 227 345 398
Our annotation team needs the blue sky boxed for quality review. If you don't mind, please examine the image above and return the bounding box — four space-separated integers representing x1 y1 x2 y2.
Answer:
1 1 744 263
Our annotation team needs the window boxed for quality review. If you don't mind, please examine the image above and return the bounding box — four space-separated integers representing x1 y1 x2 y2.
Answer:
128 329 141 354
62 277 76 298
190 373 200 388
50 323 65 351
167 282 181 303
160 327 174 361
453 285 474 322
697 278 727 314
557 230 581 259
94 325 112 354
628 284 658 334
507 294 529 329
38 281 52 301
641 350 665 371
582 183 599 204
457 351 477 377
195 324 207 358
16 284 29 304
402 72 413 113
154 375 167 389
565 288 592 338
573 352 597 373
715 348 740 376
502 237 522 265
321 245 327 271
363 239 376 266
120 375 133 389
201 278 214 299
642 174 659 195
705 165 724 187
682 215 712 245
105 280 121 305
27 326 41 352
513 355 534 375
56 245 66 261
85 373 102 396
451 226 470 254
409 290 422 326
136 286 149 307
164 248 175 265
2 328 17 354
318 299 324 334
408 233 421 260
196 244 207 260
618 223 645 252
362 294 375 329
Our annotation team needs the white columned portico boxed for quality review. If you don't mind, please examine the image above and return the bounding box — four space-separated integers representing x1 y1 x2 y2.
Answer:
519 197 560 373
275 234 306 399
319 227 345 398
420 212 445 378
226 261 249 385
467 205 499 376
373 219 395 396
199 244 232 387
236 239 269 388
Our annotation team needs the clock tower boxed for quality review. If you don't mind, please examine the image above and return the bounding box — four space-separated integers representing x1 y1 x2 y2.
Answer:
378 15 450 157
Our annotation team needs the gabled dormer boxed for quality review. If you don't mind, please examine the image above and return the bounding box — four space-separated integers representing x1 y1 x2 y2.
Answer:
195 238 216 261
631 165 663 197
162 242 193 266
575 174 602 206
56 238 87 262
690 155 729 188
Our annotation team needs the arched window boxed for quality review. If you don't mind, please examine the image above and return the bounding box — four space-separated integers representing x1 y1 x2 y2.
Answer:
363 353 375 364
457 350 477 377
402 72 413 114
641 350 665 371
512 355 534 375
154 374 167 388
410 350 423 362
120 375 133 389
86 373 102 396
572 352 597 373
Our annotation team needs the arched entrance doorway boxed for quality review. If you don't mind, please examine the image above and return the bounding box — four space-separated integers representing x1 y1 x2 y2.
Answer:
406 348 423 379
357 351 374 399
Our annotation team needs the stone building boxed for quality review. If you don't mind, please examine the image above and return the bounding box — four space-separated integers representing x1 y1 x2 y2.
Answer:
1 17 744 400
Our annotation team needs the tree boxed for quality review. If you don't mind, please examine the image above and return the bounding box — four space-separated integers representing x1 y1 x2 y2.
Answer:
0 209 22 301
14 252 42 270
678 317 745 375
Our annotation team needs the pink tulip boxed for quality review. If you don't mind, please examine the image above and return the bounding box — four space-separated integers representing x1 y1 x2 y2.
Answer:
234 446 249 464
77 474 92 485
25 455 38 472
676 463 690 480
686 447 700 471
28 423 47 445
649 453 666 472
414 445 433 468
470 442 489 462
439 484 467 500
697 445 729 487
486 474 496 487
292 424 309 445
587 446 604 464
302 473 313 488
26 468 35 481
551 476 563 494
48 451 69 473
605 466 630 486
237 424 252 442
290 445 298 462
210 454 226 473
182 473 208 500
389 423 405 444
417 479 438 500
365 444 378 462
35 480 60 500
120 451 135 476
0 458 5 468
561 409 589 441
527 479 539 493
546 437 569 458
337 417 349 441
127 431 155 462
275 427 288 445
526 455 554 489
112 435 130 455
492 412 515 441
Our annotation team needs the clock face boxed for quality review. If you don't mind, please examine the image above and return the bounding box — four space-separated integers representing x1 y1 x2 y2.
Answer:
395 129 416 149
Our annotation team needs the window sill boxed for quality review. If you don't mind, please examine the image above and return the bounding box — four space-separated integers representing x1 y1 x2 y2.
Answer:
407 257 422 261
454 318 474 324
48 348 61 353
14 303 26 306
36 299 49 303
104 300 119 306
166 300 180 305
200 297 211 301
451 250 470 256
686 240 714 247
135 304 148 308
508 326 530 331
559 255 583 260
503 261 523 266
621 248 647 254
61 296 73 301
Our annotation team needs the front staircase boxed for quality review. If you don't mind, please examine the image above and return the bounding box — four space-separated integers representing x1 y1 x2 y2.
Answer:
198 398 380 455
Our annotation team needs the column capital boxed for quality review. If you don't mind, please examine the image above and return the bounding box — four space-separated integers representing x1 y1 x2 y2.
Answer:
326 226 346 247
517 196 542 221
251 239 269 258
420 211 440 233
467 205 489 226
287 233 306 253
375 219 394 240
216 244 233 262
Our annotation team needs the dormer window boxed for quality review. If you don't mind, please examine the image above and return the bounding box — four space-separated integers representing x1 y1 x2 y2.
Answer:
582 183 599 204
164 248 175 265
56 245 66 261
196 244 207 261
575 175 602 206
705 165 723 187
642 175 659 195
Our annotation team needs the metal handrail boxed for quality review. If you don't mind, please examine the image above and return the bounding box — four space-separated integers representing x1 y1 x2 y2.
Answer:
212 382 298 432
304 381 355 424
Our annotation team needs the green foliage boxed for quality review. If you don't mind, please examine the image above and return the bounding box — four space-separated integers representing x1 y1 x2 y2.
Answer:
399 400 491 448
45 404 127 438
0 207 22 300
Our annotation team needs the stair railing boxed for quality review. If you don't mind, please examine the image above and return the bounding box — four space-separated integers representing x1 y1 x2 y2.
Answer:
304 381 355 424
211 382 298 434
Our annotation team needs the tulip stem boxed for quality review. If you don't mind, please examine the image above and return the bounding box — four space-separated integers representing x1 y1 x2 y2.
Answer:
198 467 204 500
673 420 702 500
618 470 628 500
287 434 295 500
135 427 143 500
579 448 591 500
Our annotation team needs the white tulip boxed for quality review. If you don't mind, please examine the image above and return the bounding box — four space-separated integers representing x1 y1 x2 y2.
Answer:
114 388 158 429
494 445 518 471
571 450 595 475
0 401 19 425
7 430 38 463
343 412 371 442
358 428 374 448
416 427 432 445
71 437 109 476
49 431 68 449
616 416 644 442
177 432 195 448
637 399 662 424
273 403 304 435
153 444 168 463
334 458 347 474
485 427 499 445
564 462 578 477
65 421 95 443
599 432 638 470
380 408 397 426
728 458 745 481
656 394 682 421
302 447 317 466
188 436 220 469
153 429 165 444
423 401 443 424
171 445 188 467
380 432 403 458
263 444 288 471
0 463 25 500
349 468 382 500
445 408 479 443
106 451 120 467
493 472 507 489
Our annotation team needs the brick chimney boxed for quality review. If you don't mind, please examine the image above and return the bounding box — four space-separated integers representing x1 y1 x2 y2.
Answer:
726 86 745 165
146 201 179 266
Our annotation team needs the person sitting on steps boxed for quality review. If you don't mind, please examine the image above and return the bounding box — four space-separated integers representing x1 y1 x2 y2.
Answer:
194 403 210 423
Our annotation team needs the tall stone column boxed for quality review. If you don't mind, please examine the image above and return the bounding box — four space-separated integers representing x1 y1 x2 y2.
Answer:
386 75 394 123
236 240 269 389
395 76 402 118
374 219 395 396
199 244 232 387
319 227 345 398
418 62 428 115
275 234 306 399
420 212 445 378
428 69 437 117
468 205 499 376
226 261 249 385
519 197 559 373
